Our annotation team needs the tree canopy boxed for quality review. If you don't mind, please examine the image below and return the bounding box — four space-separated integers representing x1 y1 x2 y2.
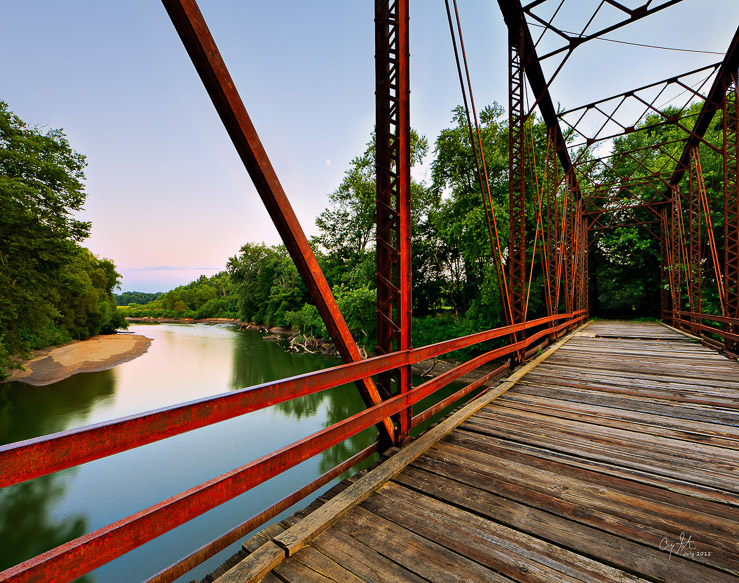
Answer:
0 101 126 377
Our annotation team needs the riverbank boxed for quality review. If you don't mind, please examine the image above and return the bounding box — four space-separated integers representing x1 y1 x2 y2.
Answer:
6 333 153 386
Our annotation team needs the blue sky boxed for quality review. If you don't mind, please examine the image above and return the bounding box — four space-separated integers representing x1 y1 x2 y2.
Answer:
1 1 736 292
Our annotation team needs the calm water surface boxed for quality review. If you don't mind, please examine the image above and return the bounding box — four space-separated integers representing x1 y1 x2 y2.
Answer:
0 324 463 582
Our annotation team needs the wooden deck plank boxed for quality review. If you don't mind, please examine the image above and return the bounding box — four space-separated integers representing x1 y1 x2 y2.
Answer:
364 481 647 583
392 465 731 583
329 506 515 582
494 393 739 447
204 321 739 583
412 439 738 573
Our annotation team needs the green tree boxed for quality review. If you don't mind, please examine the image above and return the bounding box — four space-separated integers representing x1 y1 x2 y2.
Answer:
0 102 126 377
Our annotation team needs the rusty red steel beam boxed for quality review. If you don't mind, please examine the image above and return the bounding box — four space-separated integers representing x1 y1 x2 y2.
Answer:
159 0 394 443
375 0 412 438
676 311 739 328
0 311 584 489
0 315 586 583
144 443 377 583
667 26 739 191
674 318 739 344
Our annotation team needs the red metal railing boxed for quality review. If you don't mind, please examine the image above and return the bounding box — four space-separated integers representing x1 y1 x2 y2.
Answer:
0 311 586 583
663 311 739 356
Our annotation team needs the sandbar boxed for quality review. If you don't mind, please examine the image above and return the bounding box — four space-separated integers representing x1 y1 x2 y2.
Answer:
7 334 153 386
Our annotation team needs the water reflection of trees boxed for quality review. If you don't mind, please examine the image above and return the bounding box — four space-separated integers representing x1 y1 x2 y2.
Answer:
0 370 116 445
273 382 376 476
0 371 114 581
230 330 339 391
0 473 90 582
230 332 472 484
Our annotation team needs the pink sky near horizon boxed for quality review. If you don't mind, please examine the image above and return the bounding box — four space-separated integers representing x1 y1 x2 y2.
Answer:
1 1 736 292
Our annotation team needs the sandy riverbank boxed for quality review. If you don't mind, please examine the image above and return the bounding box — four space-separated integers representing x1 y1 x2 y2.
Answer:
6 334 153 386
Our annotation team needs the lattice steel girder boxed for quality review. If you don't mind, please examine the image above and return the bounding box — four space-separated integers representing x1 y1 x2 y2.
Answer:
670 185 683 318
545 128 559 317
375 0 412 439
508 18 527 335
523 0 684 62
725 74 739 352
660 208 670 318
162 0 395 444
562 172 577 313
577 212 589 314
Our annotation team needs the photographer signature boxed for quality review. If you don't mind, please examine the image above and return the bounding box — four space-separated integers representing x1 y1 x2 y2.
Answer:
659 533 711 559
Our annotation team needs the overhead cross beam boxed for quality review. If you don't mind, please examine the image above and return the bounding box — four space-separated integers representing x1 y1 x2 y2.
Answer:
523 0 684 62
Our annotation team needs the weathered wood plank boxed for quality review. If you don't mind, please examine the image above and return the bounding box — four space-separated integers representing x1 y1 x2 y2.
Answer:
495 392 739 445
392 465 732 583
366 481 648 582
331 505 514 582
460 414 739 492
413 439 738 573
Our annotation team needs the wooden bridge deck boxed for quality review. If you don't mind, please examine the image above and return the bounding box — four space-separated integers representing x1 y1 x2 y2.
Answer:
212 321 739 583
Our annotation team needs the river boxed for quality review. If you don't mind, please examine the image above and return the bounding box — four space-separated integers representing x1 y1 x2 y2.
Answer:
0 323 461 582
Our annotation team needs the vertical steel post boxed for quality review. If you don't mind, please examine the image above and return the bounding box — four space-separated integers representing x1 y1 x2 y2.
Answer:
375 0 412 441
564 172 575 317
724 73 739 353
545 129 559 319
670 185 683 324
508 18 526 361
579 211 589 314
660 208 670 319
688 146 703 330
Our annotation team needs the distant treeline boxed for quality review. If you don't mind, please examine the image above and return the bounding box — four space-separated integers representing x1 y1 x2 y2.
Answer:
115 291 163 306
0 102 126 378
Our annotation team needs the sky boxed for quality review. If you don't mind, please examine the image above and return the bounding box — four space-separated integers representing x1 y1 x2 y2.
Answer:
1 1 736 292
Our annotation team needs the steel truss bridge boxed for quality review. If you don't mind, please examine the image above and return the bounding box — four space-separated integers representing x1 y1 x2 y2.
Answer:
1 1 738 582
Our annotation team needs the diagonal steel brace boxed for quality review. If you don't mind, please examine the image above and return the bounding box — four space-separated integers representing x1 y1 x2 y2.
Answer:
162 0 395 444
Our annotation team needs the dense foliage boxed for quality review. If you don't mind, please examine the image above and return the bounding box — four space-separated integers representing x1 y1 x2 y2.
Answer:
590 102 724 317
0 102 126 378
